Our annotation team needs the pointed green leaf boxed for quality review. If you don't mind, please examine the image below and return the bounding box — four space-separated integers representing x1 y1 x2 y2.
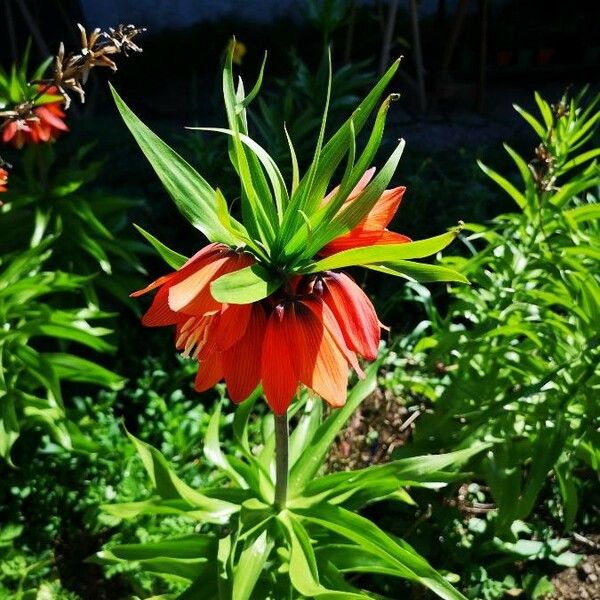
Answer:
125 430 239 523
289 360 381 496
306 139 406 257
513 104 546 138
295 504 466 600
134 224 187 269
307 229 460 273
211 264 281 304
111 85 239 245
279 513 369 599
368 260 469 284
232 530 274 600
478 159 527 210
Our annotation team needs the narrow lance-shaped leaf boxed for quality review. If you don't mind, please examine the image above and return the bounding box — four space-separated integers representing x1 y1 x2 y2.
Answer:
304 139 407 258
320 95 396 224
279 513 369 600
237 51 267 112
189 127 289 215
513 103 546 138
124 430 239 523
222 42 278 244
232 530 274 600
367 260 469 284
110 85 240 246
295 503 467 600
289 360 381 496
277 50 334 246
477 159 527 210
133 223 187 269
306 228 461 273
278 60 401 252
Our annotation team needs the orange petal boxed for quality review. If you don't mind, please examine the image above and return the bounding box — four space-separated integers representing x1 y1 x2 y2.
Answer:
321 272 380 360
2 121 17 143
130 273 176 298
131 244 223 298
372 229 412 245
213 302 252 352
358 186 406 231
295 299 349 408
169 252 255 316
194 354 223 392
302 297 363 378
322 167 376 208
261 304 299 415
141 285 180 326
320 228 411 255
223 304 267 403
36 106 69 131
168 256 231 314
182 243 224 268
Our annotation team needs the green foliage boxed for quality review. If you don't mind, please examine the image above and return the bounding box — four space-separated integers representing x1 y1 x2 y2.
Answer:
0 43 57 110
0 355 218 599
98 364 485 599
394 88 600 534
0 237 122 461
112 44 465 298
0 524 78 600
249 49 375 172
1 144 144 309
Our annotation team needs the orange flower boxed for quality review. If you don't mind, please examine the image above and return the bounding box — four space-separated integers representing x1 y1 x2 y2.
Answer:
310 272 381 361
261 295 364 415
2 119 34 150
320 167 411 256
131 243 264 403
132 243 380 415
2 86 68 149
0 168 7 193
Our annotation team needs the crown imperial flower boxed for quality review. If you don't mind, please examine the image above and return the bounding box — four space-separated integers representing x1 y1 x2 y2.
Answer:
119 47 465 415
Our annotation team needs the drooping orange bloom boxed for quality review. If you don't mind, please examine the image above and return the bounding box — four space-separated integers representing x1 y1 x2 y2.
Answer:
132 241 383 415
0 168 7 193
321 167 411 256
310 272 381 361
2 86 68 149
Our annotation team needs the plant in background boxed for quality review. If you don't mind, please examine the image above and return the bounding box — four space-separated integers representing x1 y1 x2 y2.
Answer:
0 48 68 149
0 523 77 600
0 27 146 301
397 89 600 536
250 49 375 175
0 237 123 460
102 42 476 599
1 143 146 308
0 26 145 461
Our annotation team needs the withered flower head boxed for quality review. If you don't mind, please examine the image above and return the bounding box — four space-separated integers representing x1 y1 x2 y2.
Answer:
52 23 146 105
1 23 145 147
529 142 556 194
103 25 146 56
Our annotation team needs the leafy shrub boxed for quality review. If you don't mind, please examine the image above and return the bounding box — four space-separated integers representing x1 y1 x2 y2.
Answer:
0 143 144 309
0 237 122 460
98 365 484 599
0 35 143 460
396 89 600 534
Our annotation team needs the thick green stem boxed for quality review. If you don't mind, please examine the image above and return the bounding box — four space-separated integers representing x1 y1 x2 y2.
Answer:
274 413 289 510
